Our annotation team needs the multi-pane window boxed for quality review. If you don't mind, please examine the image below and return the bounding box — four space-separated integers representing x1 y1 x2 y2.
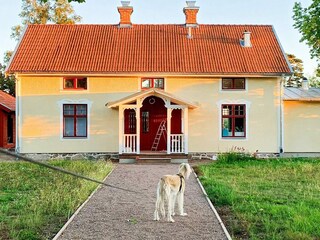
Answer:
222 104 246 137
222 78 245 90
63 104 87 137
141 78 164 89
64 77 87 90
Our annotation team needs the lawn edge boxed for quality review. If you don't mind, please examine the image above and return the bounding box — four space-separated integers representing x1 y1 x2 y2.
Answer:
193 167 232 240
52 164 116 240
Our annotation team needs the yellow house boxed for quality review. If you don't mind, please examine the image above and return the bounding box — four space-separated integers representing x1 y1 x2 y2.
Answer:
6 1 294 161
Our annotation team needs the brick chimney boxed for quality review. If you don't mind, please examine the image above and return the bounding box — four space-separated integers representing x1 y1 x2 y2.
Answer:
183 1 199 28
118 1 133 28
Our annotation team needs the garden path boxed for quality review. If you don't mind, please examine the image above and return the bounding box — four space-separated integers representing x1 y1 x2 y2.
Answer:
57 164 228 240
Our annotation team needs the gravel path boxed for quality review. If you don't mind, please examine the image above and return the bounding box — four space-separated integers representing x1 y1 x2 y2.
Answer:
57 164 228 240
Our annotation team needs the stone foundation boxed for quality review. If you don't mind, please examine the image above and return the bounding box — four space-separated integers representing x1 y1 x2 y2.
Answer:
23 152 119 161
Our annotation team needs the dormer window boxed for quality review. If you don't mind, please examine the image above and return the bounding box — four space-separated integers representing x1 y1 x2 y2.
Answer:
141 78 164 90
64 77 87 90
222 78 245 90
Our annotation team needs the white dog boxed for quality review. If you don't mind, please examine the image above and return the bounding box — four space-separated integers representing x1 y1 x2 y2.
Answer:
153 163 192 222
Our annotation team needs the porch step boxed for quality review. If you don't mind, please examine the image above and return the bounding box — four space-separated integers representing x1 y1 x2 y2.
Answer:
119 153 188 164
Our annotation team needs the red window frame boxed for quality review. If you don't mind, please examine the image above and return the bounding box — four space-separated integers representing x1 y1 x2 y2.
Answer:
141 78 164 90
63 104 87 138
221 104 246 138
222 78 245 90
63 77 87 90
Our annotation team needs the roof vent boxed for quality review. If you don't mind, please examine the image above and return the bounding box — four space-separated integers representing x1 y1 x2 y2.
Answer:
183 1 199 28
240 30 252 47
118 1 133 28
302 77 309 90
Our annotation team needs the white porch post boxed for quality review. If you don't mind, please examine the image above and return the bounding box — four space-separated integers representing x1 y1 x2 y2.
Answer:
183 107 189 154
136 100 141 154
167 108 172 154
119 107 124 154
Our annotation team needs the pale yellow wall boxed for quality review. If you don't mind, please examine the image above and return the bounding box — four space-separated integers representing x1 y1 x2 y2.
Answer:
167 77 281 153
284 101 320 152
18 76 139 153
17 75 281 154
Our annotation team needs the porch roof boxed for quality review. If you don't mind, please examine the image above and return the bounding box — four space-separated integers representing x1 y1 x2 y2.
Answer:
106 88 198 109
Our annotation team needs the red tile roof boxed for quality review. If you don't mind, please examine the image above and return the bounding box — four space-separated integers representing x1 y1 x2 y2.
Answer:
0 91 15 112
7 24 291 75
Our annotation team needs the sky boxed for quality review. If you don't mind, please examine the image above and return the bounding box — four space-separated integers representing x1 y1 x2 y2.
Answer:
0 0 318 76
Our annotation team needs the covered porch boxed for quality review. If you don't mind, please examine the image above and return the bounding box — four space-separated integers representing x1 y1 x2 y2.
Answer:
107 89 197 155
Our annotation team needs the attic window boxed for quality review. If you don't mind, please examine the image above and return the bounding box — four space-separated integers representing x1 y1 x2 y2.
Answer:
64 77 87 90
141 78 164 89
222 78 245 90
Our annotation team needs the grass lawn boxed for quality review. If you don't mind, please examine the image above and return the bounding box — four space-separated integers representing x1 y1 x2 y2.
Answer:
197 155 320 240
0 160 113 240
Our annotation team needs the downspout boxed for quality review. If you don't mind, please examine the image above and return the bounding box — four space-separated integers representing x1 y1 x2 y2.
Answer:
279 75 284 155
15 75 20 153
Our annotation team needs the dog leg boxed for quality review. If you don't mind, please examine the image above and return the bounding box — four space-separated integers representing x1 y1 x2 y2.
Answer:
154 181 162 221
154 198 160 221
170 193 177 216
177 192 187 216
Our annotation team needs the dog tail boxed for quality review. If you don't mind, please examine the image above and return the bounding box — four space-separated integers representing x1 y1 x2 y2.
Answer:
157 178 168 217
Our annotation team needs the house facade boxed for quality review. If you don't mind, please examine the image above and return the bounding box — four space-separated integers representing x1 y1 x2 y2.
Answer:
6 1 294 160
0 91 15 149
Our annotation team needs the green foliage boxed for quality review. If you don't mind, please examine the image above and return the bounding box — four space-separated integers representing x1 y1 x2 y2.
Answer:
0 160 113 240
0 57 15 96
309 74 320 88
286 53 304 87
198 158 320 239
217 147 256 163
11 0 81 40
293 0 320 63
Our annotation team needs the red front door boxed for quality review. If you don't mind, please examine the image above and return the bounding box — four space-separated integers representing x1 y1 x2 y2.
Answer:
140 96 167 151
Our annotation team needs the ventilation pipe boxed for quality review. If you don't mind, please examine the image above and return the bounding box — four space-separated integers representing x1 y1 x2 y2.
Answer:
301 77 309 90
241 30 252 47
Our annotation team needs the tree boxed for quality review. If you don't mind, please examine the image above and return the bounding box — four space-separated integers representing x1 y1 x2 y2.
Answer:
41 0 86 2
0 63 16 96
293 0 320 71
11 0 81 40
286 53 304 87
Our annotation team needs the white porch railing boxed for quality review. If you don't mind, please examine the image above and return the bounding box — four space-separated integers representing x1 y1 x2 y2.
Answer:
122 134 137 153
170 134 184 153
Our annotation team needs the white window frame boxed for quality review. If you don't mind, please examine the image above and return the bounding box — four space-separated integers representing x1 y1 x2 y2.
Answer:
216 99 251 141
58 99 92 141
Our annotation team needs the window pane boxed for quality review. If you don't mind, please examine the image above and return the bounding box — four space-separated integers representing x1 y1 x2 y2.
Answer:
222 118 232 137
142 111 149 133
76 117 87 136
222 105 232 116
235 118 245 136
235 105 244 115
64 117 74 136
63 105 74 115
142 79 151 88
234 79 245 89
222 79 232 89
154 79 164 89
64 79 74 88
77 78 87 89
76 105 87 115
129 111 136 134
